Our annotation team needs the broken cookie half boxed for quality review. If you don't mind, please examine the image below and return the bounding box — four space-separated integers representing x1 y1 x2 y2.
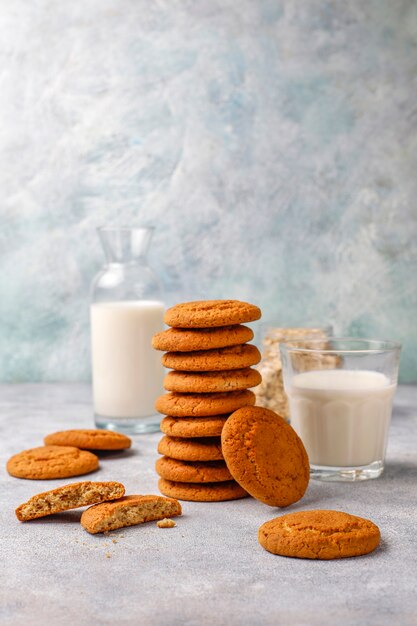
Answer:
15 481 125 521
81 495 182 534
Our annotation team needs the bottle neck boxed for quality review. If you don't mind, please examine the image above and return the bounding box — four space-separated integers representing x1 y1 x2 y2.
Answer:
98 227 153 265
106 257 148 268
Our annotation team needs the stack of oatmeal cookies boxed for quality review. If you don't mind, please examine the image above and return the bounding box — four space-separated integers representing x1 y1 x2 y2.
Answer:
152 300 262 502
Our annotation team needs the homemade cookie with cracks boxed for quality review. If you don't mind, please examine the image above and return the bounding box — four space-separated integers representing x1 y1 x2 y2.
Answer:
156 456 233 483
258 510 381 559
44 429 131 450
155 390 255 417
162 344 261 372
160 415 229 438
221 407 309 507
7 446 99 480
158 478 248 502
164 300 261 328
81 495 182 534
164 368 262 393
15 481 125 521
152 325 254 352
158 435 223 461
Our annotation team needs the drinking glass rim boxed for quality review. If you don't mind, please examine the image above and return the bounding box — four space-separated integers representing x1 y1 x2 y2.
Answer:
279 337 402 354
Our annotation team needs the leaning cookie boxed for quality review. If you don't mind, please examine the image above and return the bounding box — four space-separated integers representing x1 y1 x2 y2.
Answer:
221 407 309 507
258 510 381 560
155 390 255 418
15 481 125 521
164 300 261 328
7 446 99 480
81 495 182 534
44 429 131 451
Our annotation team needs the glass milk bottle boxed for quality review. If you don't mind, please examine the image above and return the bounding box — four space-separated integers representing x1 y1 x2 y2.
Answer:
91 227 164 434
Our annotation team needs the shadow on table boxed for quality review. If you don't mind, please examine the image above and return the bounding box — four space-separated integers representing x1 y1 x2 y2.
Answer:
285 470 401 511
382 461 417 480
28 510 82 525
376 538 389 555
284 483 339 510
93 449 138 460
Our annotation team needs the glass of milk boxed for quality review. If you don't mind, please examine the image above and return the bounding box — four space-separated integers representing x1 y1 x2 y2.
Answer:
91 227 165 434
280 338 401 481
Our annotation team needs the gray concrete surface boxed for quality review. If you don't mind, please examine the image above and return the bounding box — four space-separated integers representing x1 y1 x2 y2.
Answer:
1 384 416 626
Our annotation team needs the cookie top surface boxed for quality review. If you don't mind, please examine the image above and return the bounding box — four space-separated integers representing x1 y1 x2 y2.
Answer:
81 495 182 534
164 368 262 393
158 435 224 461
158 478 248 502
7 446 99 480
160 415 229 438
152 325 254 352
221 407 309 507
164 300 261 328
155 456 233 483
155 390 255 417
258 510 381 559
15 481 125 521
162 344 261 372
44 429 131 450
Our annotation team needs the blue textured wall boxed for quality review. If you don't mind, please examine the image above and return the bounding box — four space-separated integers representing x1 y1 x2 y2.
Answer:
0 1 416 382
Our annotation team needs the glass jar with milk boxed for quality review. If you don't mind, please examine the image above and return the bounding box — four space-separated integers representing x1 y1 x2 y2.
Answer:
91 227 164 434
280 338 401 481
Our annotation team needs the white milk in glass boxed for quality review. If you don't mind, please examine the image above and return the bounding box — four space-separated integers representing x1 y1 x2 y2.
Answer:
287 370 396 467
91 301 164 419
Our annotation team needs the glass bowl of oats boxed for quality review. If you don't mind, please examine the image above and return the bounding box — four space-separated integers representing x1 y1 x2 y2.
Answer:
254 326 333 422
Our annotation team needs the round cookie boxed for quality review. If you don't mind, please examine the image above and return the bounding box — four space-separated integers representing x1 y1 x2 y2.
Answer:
7 446 99 480
155 390 255 417
160 415 228 438
158 436 223 461
162 344 261 372
44 429 131 450
258 510 381 560
164 368 262 393
221 407 309 507
152 325 254 352
158 478 248 502
156 457 233 483
164 300 261 328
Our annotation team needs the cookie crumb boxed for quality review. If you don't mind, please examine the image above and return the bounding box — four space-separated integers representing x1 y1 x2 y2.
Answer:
112 539 118 544
105 553 111 558
157 518 176 528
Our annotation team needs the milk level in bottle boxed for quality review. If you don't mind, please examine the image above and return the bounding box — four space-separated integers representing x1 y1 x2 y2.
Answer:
91 300 164 419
